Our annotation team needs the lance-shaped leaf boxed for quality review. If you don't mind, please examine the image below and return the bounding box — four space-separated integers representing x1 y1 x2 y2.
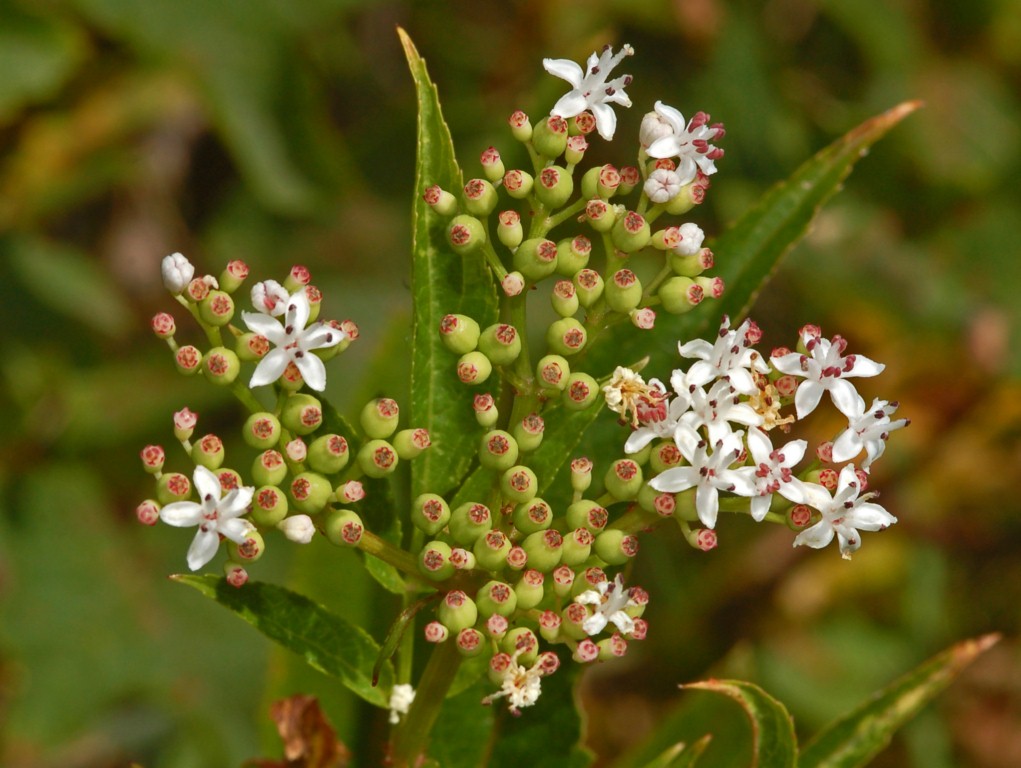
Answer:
640 736 712 768
399 27 497 499
799 634 999 768
683 680 797 768
173 574 392 708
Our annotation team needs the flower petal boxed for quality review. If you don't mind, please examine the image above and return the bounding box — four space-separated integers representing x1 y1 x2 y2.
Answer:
648 466 696 494
551 91 589 119
695 484 719 529
590 102 618 141
829 379 863 419
542 57 584 87
250 349 290 388
624 427 657 454
186 529 221 570
295 352 328 392
794 521 835 550
241 311 286 343
193 465 221 501
159 501 203 527
794 380 824 419
219 517 255 544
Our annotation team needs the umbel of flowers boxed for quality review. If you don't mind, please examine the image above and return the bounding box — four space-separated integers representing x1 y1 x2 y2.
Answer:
137 41 907 734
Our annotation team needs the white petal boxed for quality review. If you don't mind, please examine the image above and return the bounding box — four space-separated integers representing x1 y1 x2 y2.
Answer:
684 360 716 388
285 292 311 332
831 429 862 463
848 503 897 530
551 91 588 119
724 469 758 498
219 517 255 544
780 439 808 467
829 379 864 419
653 101 685 132
781 479 830 509
679 338 712 360
793 521 834 550
769 351 805 376
303 323 343 349
846 354 885 378
159 501 203 527
749 494 771 522
193 465 221 501
582 613 609 636
250 349 290 388
625 428 657 454
649 466 696 493
220 486 255 518
590 102 618 141
646 135 683 159
295 352 328 392
543 57 584 87
794 380 824 419
186 529 221 570
746 426 771 464
695 484 719 529
242 311 286 342
608 610 635 635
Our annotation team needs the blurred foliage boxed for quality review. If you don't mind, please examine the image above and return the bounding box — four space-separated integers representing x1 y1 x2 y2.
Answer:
1 0 1020 766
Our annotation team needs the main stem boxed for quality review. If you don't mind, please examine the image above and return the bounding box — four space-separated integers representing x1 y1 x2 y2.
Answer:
390 639 463 766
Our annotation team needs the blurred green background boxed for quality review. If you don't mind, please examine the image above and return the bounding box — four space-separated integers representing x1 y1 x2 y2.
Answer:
2 0 1020 765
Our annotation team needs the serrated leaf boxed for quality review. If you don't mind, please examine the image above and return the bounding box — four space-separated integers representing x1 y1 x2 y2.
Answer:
173 574 392 708
684 680 797 768
399 27 498 499
799 634 999 768
641 736 712 768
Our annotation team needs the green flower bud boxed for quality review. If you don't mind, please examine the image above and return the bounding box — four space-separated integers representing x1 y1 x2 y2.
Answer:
360 397 400 440
423 184 457 215
447 214 487 256
478 323 522 366
480 146 505 182
280 394 323 436
456 351 493 385
538 609 562 642
566 499 609 533
478 429 519 471
283 265 311 294
463 178 498 216
500 627 539 666
411 493 451 536
502 169 534 199
513 498 553 535
497 210 523 248
584 199 616 232
593 529 639 565
437 590 479 633
560 603 591 641
565 134 588 165
573 268 604 308
611 210 651 253
555 235 591 277
156 472 191 505
456 627 486 657
324 508 364 546
648 442 682 476
191 433 225 470
227 529 265 563
512 238 558 282
546 317 587 356
580 165 602 200
571 566 608 599
605 269 643 313
306 286 323 323
512 412 544 453
476 580 518 617
357 439 399 478
419 540 455 581
218 260 249 293
521 529 563 572
393 428 431 460
551 279 579 317
669 248 712 277
500 465 537 504
531 116 568 159
604 458 643 501
563 373 599 411
140 445 165 474
629 440 654 467
665 182 699 215
236 332 270 362
472 393 498 427
534 165 574 209
198 290 235 327
252 449 287 486
439 313 481 355
515 569 546 610
696 275 725 301
449 502 493 546
251 485 289 526
536 354 570 393
619 166 640 195
658 276 704 314
473 529 512 571
306 434 349 474
560 527 595 566
202 347 240 385
596 634 629 661
552 564 576 599
570 457 593 492
289 472 333 514
243 412 282 450
508 109 532 141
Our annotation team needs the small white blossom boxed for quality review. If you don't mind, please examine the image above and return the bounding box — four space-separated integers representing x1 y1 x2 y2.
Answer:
680 379 763 445
574 574 637 636
644 168 683 203
789 464 897 558
734 427 808 521
161 252 194 294
242 290 345 392
250 279 290 316
624 392 690 454
604 366 671 429
484 653 546 714
639 108 675 150
388 684 415 724
831 397 909 470
770 330 885 419
277 514 315 544
645 101 724 184
159 465 255 571
672 222 705 256
679 315 770 395
543 44 634 141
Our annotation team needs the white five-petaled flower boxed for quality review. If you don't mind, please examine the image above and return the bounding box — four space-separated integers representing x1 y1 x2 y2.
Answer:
650 424 755 529
574 574 637 636
644 168 683 203
734 427 808 521
624 390 690 454
242 290 345 392
770 330 885 419
831 396 909 470
679 315 770 395
159 465 255 571
161 252 194 294
543 44 634 141
250 279 290 316
388 683 415 724
788 464 898 559
644 101 724 185
679 378 764 445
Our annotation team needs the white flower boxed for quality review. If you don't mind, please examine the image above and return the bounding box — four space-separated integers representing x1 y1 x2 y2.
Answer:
679 315 770 395
161 252 194 294
242 290 345 392
672 222 705 256
789 464 898 559
645 101 724 184
483 652 557 714
644 168 683 203
831 397 909 470
388 683 415 724
277 514 315 544
639 108 675 150
770 330 885 419
649 424 755 529
250 279 290 316
543 44 634 141
680 378 763 445
574 574 637 636
159 465 255 571
604 366 670 429
624 393 690 454
734 427 808 521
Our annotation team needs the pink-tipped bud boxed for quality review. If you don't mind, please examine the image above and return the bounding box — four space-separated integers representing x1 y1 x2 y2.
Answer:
480 146 505 182
630 308 656 329
619 165 640 193
285 438 307 463
224 563 249 588
140 444 165 473
338 481 364 504
506 545 528 570
572 112 596 135
631 618 649 640
574 639 600 663
185 277 212 303
817 441 834 463
501 272 525 297
286 265 312 290
565 135 588 164
151 312 176 338
690 528 718 552
788 504 813 530
136 499 160 526
174 345 202 375
219 259 249 293
508 109 532 141
424 621 449 643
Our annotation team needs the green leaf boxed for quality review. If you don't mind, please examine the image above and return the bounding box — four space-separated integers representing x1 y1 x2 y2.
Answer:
799 634 999 768
173 574 392 708
684 680 797 768
640 736 712 768
400 28 498 499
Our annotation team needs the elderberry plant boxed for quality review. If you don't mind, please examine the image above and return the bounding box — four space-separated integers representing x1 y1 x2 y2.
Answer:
134 30 991 768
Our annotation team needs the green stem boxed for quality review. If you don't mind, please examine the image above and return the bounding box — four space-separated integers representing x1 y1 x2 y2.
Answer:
358 530 422 578
231 380 263 414
390 640 463 767
543 197 586 232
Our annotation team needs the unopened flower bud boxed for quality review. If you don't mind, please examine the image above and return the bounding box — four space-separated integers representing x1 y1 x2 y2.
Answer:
500 465 537 504
551 280 579 317
308 434 350 474
506 545 528 570
360 397 400 440
136 499 160 526
573 268 604 307
227 530 265 563
243 412 282 450
552 564 576 598
480 146 505 182
501 627 539 666
497 210 523 248
185 276 212 303
419 540 455 581
560 527 595 566
605 269 643 313
281 394 323 436
565 135 588 165
502 169 534 199
251 485 288 526
449 502 492 546
513 498 552 535
619 166 640 194
191 433 225 470
508 109 532 141
140 444 165 474
290 472 333 514
658 276 703 314
630 307 656 329
324 508 364 546
477 580 518 617
571 111 596 135
555 235 591 276
564 373 601 410
515 569 546 609
531 116 568 158
335 480 365 504
251 279 289 316
604 458 643 500
224 562 249 588
411 493 451 536
283 265 311 293
570 457 593 493
536 354 570 392
456 351 492 385
478 429 519 472
538 609 562 642
534 165 573 209
447 215 487 255
217 259 248 293
512 238 558 282
357 439 399 478
437 590 478 633
234 332 269 362
472 393 498 427
565 498 607 532
611 210 651 253
393 428 430 460
464 178 498 216
584 198 616 232
456 627 485 657
640 109 674 150
157 472 191 505
252 450 287 486
202 347 241 385
174 345 202 375
546 317 587 356
486 613 510 639
151 312 176 339
512 413 544 453
594 529 639 565
650 442 684 473
478 323 522 366
695 275 725 300
285 438 307 463
423 184 458 216
278 514 315 544
199 290 235 327
450 548 475 570
787 504 814 530
687 528 718 552
521 529 563 572
644 168 682 204
439 313 481 355
501 271 525 297
597 634 629 661
473 529 512 571
161 252 195 294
